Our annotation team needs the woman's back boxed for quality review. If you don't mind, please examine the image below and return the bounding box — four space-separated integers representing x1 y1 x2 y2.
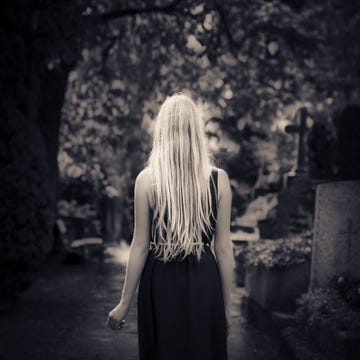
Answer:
137 167 228 360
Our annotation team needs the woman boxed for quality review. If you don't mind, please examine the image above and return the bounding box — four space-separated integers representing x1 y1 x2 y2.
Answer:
107 93 234 360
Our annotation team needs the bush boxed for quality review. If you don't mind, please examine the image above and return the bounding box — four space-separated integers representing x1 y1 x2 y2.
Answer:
57 200 97 219
244 231 312 268
0 112 53 295
294 286 360 334
283 274 360 360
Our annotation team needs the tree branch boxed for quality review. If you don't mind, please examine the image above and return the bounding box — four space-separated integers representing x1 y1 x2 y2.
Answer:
213 0 240 52
212 0 318 56
100 0 184 21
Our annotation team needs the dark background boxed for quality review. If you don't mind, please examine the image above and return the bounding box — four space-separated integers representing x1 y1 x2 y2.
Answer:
0 1 359 359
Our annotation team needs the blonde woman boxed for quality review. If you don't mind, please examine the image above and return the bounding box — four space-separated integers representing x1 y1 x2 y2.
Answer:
107 93 234 360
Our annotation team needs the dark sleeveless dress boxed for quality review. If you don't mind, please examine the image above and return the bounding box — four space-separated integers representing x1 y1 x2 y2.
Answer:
137 168 228 360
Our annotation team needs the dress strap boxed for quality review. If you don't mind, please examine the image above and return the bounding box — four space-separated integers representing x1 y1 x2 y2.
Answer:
208 168 218 236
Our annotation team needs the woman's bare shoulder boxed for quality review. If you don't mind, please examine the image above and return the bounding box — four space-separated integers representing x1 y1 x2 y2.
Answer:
215 168 231 199
135 168 153 207
135 168 152 187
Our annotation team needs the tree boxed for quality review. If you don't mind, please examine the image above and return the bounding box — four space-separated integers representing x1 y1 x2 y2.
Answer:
95 0 360 195
1 0 360 289
0 0 88 288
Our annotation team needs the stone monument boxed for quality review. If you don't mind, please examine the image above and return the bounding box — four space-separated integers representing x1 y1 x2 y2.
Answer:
310 105 360 289
310 181 360 288
258 107 315 238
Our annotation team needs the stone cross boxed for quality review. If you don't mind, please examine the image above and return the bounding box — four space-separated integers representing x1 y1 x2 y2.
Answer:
285 107 309 174
339 218 358 264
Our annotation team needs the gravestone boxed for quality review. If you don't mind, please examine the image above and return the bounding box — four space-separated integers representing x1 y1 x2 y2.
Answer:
258 107 315 238
310 181 360 289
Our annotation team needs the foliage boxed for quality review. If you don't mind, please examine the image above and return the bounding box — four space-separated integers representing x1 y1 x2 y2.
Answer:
2 0 360 292
295 282 360 333
60 0 304 214
57 200 97 220
330 274 360 311
0 0 100 295
283 274 360 360
244 231 312 268
59 52 150 197
65 0 360 211
0 112 53 295
0 0 88 112
0 112 52 269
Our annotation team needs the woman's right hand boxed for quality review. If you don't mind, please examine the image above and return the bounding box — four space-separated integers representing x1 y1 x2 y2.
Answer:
106 302 130 330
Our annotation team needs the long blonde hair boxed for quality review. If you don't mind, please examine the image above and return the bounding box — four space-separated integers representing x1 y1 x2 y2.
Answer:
146 93 216 263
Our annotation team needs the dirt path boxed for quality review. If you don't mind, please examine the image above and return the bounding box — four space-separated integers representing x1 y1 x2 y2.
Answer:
0 246 291 360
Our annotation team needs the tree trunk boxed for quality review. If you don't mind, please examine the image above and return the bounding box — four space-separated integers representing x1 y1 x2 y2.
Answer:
35 68 70 225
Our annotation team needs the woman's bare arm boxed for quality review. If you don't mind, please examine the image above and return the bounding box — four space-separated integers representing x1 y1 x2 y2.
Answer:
119 169 150 306
214 168 234 326
108 170 150 324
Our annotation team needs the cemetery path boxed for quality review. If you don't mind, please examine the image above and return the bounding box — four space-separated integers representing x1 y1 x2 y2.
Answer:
0 245 292 360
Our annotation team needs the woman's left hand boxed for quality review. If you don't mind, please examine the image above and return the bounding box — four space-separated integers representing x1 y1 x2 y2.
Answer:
106 302 130 330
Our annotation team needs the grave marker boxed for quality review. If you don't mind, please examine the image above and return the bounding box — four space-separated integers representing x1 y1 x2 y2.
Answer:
310 181 360 289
